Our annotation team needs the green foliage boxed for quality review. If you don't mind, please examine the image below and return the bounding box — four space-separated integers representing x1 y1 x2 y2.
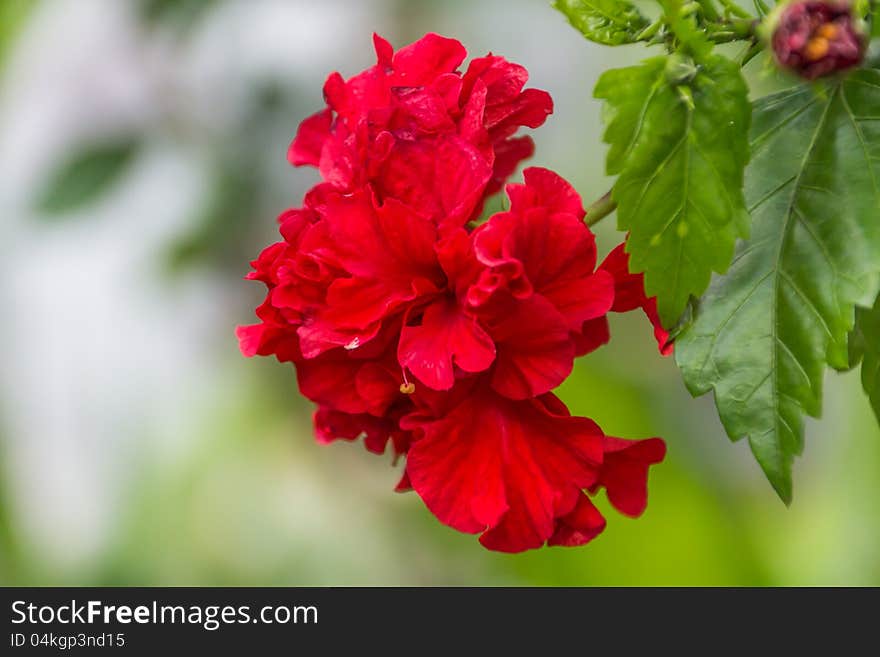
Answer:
676 70 880 503
855 296 880 423
595 52 751 326
553 0 650 46
35 138 141 216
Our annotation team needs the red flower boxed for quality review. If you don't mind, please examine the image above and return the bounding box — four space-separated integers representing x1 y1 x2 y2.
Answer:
769 1 865 80
600 243 672 356
238 33 666 553
288 33 553 230
291 168 615 402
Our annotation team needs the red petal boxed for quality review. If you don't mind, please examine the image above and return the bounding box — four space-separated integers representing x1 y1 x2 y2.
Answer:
355 361 402 416
375 135 492 231
541 269 614 332
236 323 267 357
236 322 301 363
296 350 369 414
404 389 603 552
288 108 332 167
643 298 674 356
436 227 483 298
600 243 643 312
484 87 553 136
507 167 585 220
548 493 606 547
324 190 440 281
398 299 495 390
486 136 534 196
595 436 666 517
390 86 457 134
373 33 394 68
457 78 489 148
314 407 367 444
390 33 467 85
486 294 574 400
394 470 412 492
303 277 400 352
314 407 407 456
301 191 443 352
572 316 611 357
600 243 673 355
461 55 529 106
473 171 608 331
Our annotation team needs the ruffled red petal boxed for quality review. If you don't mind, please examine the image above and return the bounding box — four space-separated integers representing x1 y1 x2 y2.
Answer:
404 389 603 553
398 299 495 391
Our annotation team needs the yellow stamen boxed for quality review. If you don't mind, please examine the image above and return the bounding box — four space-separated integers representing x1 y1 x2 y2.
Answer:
399 382 415 395
815 24 839 40
804 37 830 61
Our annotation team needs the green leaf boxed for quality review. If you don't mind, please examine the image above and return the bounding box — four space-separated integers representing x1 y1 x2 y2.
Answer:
676 70 880 503
36 138 140 215
595 53 751 326
856 296 880 423
553 0 650 46
844 318 866 372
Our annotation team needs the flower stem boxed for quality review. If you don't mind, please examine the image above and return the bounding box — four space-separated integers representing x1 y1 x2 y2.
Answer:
707 18 760 43
739 40 764 66
585 190 617 227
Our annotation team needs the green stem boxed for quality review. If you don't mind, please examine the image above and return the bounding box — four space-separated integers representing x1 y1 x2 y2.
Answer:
739 40 764 66
635 18 663 42
585 191 617 227
695 0 721 21
719 0 752 18
707 18 759 43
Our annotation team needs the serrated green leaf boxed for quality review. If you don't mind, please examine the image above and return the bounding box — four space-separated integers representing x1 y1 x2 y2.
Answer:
554 0 650 46
676 70 880 503
36 138 140 216
856 296 880 422
595 54 751 326
660 0 714 58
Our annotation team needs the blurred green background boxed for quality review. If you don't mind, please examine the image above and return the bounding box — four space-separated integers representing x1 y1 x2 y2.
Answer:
0 0 878 586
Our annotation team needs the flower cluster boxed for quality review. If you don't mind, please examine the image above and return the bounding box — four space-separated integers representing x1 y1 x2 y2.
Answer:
238 33 667 552
769 0 865 80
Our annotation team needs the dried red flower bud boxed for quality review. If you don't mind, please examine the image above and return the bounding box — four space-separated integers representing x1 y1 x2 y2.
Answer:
769 1 866 80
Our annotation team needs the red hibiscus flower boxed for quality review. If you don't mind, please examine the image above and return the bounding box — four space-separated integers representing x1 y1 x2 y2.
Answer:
238 33 666 553
288 33 553 231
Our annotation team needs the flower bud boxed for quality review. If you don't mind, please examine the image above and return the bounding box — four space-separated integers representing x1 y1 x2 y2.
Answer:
768 1 866 80
665 53 698 86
